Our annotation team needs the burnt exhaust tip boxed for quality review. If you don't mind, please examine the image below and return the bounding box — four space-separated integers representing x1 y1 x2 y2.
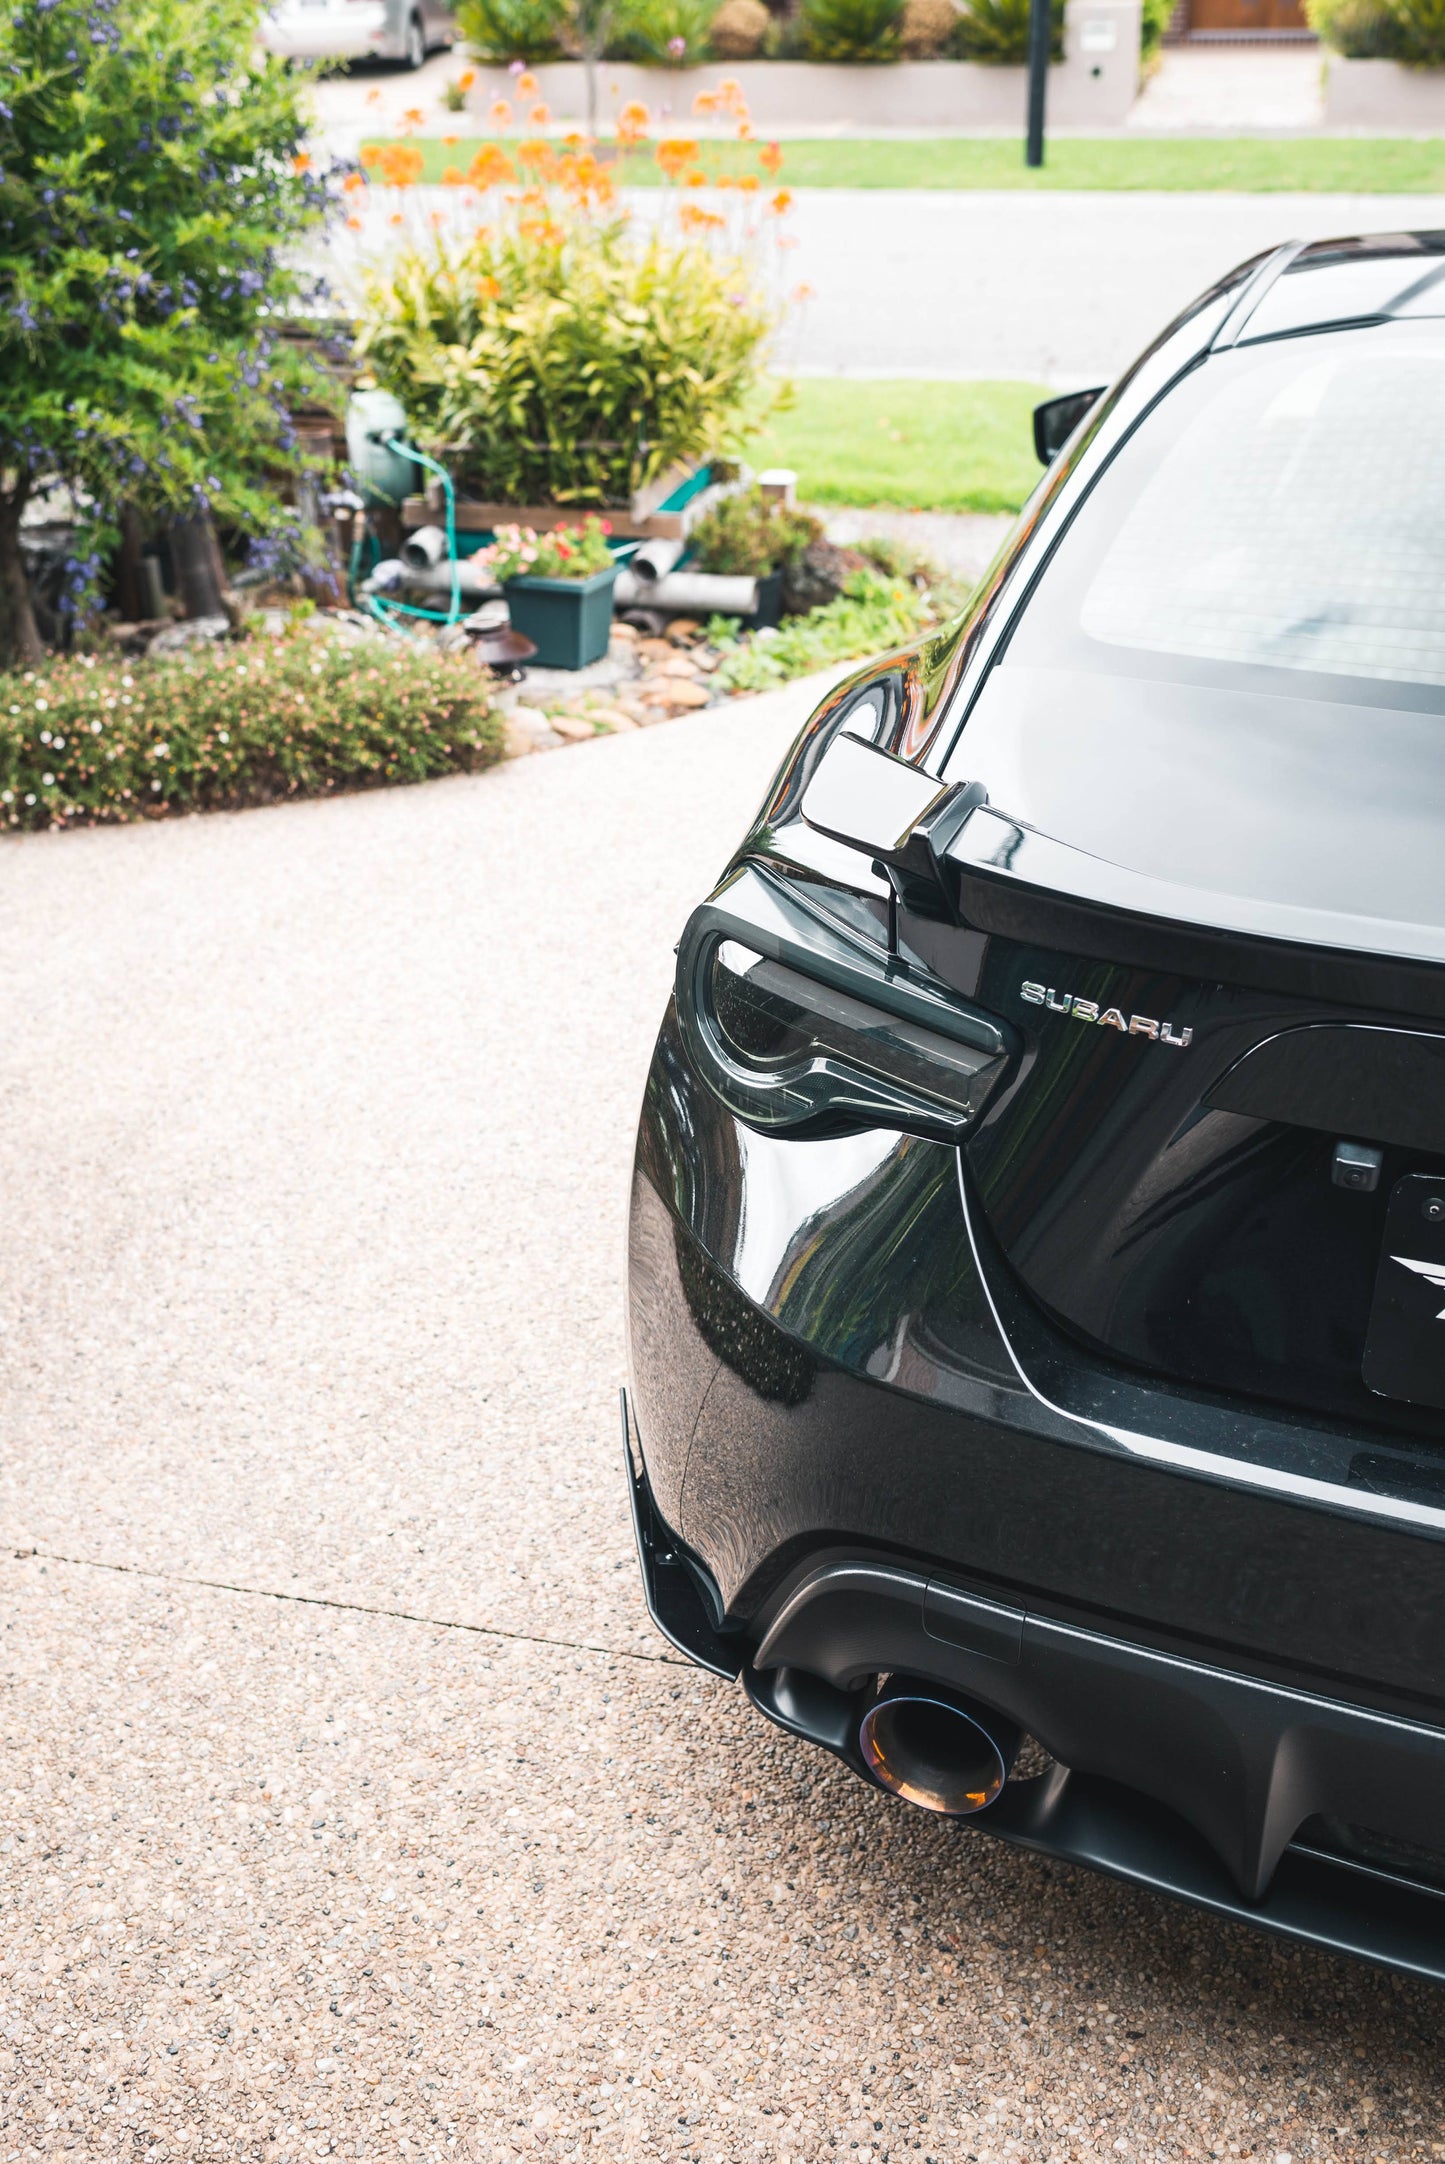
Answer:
858 1679 1018 1817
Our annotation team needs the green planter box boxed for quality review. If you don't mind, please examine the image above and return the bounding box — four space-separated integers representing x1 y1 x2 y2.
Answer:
504 563 618 671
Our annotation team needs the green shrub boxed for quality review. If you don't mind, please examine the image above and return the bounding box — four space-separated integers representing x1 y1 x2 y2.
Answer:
0 0 329 668
0 628 504 831
609 0 720 62
356 207 778 509
709 570 930 692
456 0 570 60
689 489 821 577
950 0 1063 62
1139 0 1173 59
802 0 907 61
1308 0 1445 57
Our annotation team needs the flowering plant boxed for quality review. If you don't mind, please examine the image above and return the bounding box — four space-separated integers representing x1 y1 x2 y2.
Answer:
354 98 792 509
0 627 503 831
482 517 616 582
0 0 334 668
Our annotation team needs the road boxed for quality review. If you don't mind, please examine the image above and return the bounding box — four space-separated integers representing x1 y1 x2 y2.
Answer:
328 183 1445 383
0 694 1440 2160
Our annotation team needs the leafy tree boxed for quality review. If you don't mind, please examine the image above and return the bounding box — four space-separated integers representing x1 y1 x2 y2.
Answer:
0 0 332 666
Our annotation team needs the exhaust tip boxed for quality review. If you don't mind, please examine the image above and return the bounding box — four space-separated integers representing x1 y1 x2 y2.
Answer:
858 1682 1016 1817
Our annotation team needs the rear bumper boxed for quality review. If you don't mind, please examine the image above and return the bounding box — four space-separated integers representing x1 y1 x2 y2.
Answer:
627 1004 1445 1976
626 1409 1445 1984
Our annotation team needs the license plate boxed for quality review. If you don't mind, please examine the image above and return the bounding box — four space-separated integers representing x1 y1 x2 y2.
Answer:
1363 1173 1445 1411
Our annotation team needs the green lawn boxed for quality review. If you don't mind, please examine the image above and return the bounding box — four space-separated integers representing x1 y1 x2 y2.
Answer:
744 378 1046 513
382 134 1445 192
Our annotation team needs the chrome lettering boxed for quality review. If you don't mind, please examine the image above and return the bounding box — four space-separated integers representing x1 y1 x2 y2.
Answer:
1021 980 1192 1049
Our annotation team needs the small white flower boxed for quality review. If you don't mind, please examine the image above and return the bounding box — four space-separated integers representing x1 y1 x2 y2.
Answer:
122 696 132 707
23 793 34 805
39 730 51 745
121 674 134 688
218 730 229 744
90 720 102 735
0 791 11 804
151 779 162 792
52 737 64 751
8 704 18 715
153 743 169 759
34 698 48 713
41 773 54 787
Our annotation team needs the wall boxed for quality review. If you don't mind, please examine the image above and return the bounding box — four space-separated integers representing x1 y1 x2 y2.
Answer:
502 4 1144 132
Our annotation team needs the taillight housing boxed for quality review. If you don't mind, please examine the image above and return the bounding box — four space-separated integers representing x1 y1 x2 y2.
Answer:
676 863 1011 1144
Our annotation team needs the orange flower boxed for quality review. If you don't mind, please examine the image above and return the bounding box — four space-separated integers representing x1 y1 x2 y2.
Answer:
466 142 517 187
717 76 747 113
529 100 551 125
475 273 502 300
376 142 424 187
517 137 559 179
489 97 513 127
563 130 588 148
655 136 699 178
716 171 736 190
400 106 425 130
617 99 651 142
759 139 784 173
738 171 759 192
346 214 364 230
442 131 459 145
359 142 382 166
791 280 816 302
516 69 540 94
736 120 754 139
389 211 404 226
679 201 725 232
341 169 367 195
459 67 477 88
292 150 312 173
692 88 719 115
683 167 707 187
769 186 793 213
441 164 466 185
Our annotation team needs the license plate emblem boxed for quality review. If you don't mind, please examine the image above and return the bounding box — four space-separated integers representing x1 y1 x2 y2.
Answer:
1363 1174 1445 1412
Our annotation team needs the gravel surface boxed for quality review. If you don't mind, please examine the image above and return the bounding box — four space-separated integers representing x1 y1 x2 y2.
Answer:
1 678 1442 2161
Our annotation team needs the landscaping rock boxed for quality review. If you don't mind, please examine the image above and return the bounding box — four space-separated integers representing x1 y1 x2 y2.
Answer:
782 539 870 617
548 713 601 743
147 613 231 655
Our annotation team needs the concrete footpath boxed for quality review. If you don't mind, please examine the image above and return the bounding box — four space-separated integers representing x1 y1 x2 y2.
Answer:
0 691 1439 2160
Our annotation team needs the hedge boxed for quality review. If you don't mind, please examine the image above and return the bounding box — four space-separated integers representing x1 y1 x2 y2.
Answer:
0 626 505 832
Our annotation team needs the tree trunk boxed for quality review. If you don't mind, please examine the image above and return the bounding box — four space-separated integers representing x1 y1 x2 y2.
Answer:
169 509 229 620
115 503 150 624
0 480 44 672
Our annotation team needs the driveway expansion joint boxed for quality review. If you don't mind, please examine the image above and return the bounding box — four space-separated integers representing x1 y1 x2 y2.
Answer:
7 1544 693 1668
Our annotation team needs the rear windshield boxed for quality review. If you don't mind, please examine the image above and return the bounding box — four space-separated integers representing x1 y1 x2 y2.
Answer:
1002 322 1445 707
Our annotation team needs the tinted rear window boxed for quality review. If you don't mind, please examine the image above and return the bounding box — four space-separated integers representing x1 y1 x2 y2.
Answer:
1005 322 1445 705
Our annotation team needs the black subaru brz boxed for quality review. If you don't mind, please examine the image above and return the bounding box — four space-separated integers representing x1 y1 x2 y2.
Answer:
625 233 1445 1982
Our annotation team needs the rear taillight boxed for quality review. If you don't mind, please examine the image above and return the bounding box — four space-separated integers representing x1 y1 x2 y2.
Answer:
677 864 1011 1143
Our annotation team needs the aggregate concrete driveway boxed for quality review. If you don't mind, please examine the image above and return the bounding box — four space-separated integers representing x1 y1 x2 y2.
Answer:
0 684 1442 2162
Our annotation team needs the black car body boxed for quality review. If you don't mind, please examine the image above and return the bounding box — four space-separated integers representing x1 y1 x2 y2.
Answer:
626 234 1445 1982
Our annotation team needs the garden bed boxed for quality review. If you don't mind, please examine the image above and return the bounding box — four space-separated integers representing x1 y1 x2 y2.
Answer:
1322 55 1445 123
462 13 1141 128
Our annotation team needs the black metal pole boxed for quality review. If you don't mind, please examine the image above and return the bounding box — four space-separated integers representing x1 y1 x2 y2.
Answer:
1026 0 1049 168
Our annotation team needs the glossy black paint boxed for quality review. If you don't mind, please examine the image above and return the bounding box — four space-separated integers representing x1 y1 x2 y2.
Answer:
625 233 1445 1977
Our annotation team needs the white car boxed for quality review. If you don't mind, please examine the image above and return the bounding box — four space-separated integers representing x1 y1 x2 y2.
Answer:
260 0 457 67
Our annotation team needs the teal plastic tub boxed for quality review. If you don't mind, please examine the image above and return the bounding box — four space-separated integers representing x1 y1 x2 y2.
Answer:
504 563 618 670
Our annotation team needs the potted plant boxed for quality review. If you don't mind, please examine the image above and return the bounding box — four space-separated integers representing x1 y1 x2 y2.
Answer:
483 516 619 669
688 488 821 627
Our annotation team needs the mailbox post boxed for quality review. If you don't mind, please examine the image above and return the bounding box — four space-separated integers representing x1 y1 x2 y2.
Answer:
1025 0 1050 166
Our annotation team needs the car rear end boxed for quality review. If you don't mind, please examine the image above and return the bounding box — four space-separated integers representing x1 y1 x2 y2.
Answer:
625 236 1445 1981
259 0 396 60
